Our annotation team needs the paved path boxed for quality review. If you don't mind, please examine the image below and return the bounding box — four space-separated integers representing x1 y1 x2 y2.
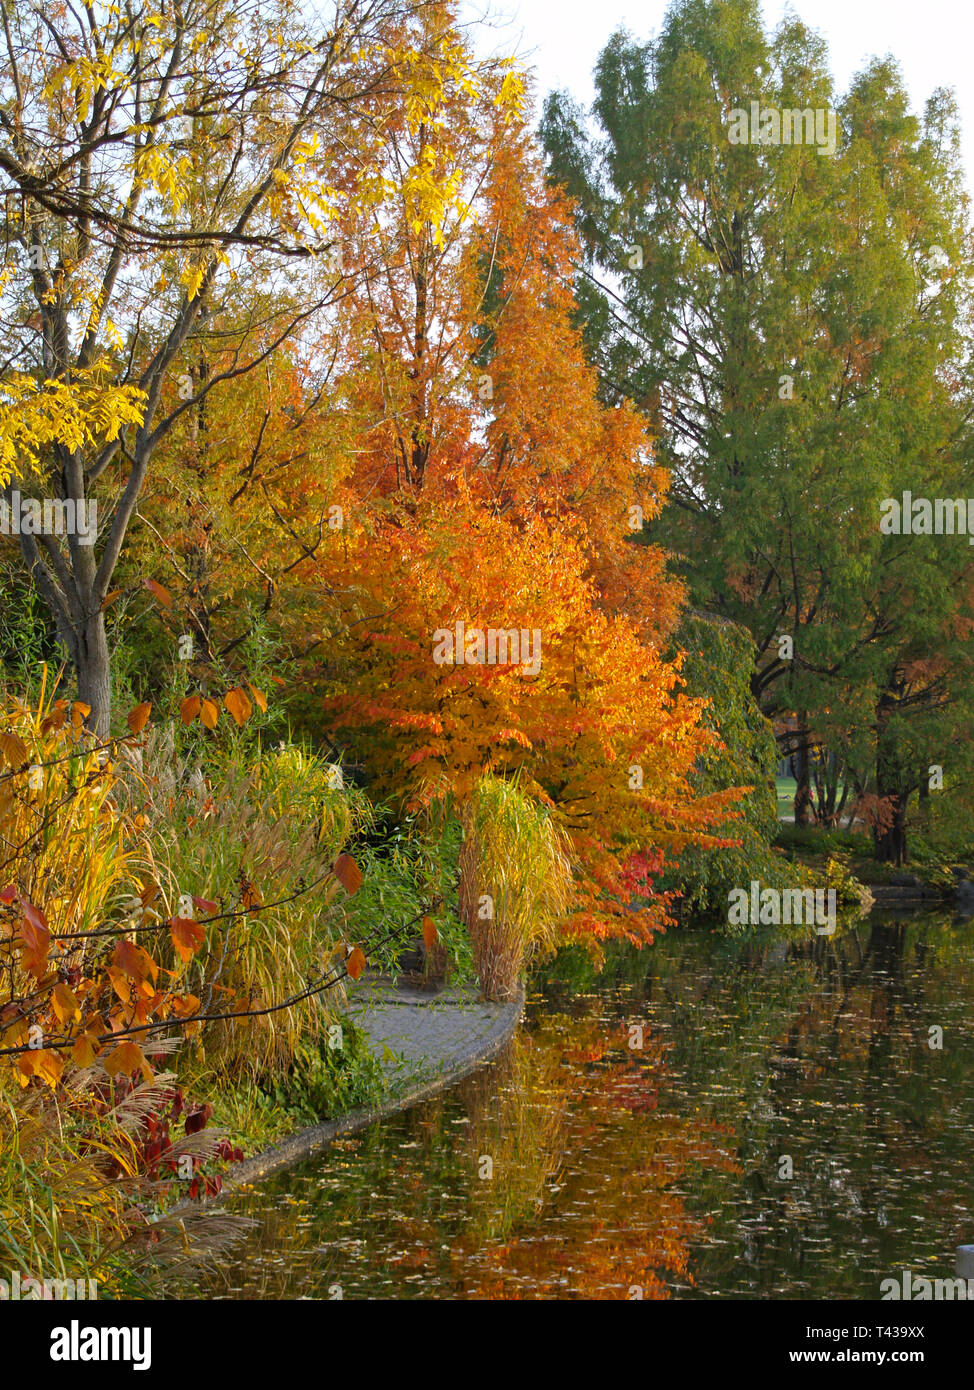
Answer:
344 975 513 1090
222 975 524 1188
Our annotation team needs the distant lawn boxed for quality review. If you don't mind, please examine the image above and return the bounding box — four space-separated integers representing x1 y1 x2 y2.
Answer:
776 776 854 824
776 777 797 815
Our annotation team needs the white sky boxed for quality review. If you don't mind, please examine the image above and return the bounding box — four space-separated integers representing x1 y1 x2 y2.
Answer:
461 0 974 196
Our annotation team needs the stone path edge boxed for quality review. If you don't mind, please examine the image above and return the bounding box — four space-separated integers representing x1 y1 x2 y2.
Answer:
219 981 525 1192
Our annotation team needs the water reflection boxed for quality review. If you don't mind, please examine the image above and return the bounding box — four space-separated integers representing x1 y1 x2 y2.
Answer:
196 910 974 1300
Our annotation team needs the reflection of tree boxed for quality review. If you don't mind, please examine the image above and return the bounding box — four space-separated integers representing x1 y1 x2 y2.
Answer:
449 1016 739 1299
456 1034 570 1245
668 912 974 1297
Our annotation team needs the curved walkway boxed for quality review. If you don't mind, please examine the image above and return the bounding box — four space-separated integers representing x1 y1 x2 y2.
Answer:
224 975 524 1188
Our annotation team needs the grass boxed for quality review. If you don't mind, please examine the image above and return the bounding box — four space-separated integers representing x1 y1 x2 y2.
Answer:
207 1019 388 1154
775 776 797 815
459 774 573 1002
775 776 851 821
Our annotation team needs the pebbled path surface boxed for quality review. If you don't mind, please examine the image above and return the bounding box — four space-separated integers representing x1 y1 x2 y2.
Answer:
344 974 511 1087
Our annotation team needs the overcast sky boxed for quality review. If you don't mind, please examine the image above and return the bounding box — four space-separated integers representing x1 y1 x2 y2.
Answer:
461 0 974 196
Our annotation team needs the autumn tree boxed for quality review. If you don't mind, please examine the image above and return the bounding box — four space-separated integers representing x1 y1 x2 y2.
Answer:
307 5 742 943
0 0 452 734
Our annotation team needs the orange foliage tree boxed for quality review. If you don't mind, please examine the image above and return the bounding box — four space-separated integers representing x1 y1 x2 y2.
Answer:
306 6 743 945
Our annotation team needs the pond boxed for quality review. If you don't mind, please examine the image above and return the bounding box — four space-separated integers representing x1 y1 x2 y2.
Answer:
196 908 974 1299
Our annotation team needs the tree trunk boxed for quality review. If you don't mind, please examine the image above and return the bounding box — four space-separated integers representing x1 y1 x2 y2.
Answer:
793 718 812 826
873 793 908 865
874 697 909 864
77 611 112 738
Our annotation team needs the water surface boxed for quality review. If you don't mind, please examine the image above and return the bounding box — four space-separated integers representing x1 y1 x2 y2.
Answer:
198 910 974 1299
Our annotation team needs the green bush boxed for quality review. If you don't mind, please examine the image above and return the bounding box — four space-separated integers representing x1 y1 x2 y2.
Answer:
344 807 474 985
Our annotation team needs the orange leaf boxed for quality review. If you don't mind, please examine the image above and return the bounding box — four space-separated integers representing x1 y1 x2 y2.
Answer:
180 695 202 725
200 698 220 730
40 703 68 734
422 916 438 950
103 1041 153 1083
144 578 173 608
223 686 251 727
18 910 50 979
70 701 91 732
113 938 158 985
240 878 261 911
19 1048 64 1089
71 1034 98 1068
170 993 201 1021
100 589 123 611
139 881 160 910
106 966 131 1004
333 853 363 897
127 702 152 734
248 683 268 713
346 946 366 980
170 916 204 963
21 897 48 934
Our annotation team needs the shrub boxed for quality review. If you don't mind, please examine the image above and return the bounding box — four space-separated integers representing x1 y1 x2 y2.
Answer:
117 726 370 1082
344 806 473 985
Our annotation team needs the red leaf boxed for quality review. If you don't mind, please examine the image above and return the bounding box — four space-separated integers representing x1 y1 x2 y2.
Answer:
170 916 204 963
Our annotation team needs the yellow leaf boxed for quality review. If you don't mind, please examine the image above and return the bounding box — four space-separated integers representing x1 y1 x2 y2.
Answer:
72 1034 98 1068
0 732 27 767
52 983 81 1025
